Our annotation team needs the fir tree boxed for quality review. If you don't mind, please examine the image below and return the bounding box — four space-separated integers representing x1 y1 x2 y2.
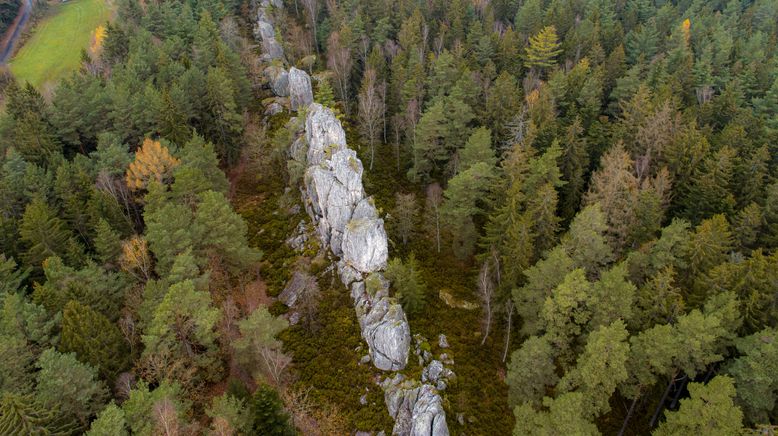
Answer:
60 300 130 379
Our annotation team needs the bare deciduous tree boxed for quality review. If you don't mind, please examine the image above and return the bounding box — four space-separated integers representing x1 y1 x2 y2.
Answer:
478 261 495 346
153 398 181 436
425 183 443 253
259 346 292 386
301 0 319 55
502 298 515 362
358 68 386 169
326 31 352 109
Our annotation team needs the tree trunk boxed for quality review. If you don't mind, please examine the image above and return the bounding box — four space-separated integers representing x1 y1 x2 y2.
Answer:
618 395 640 436
481 296 492 346
502 301 513 362
649 370 680 428
435 210 441 253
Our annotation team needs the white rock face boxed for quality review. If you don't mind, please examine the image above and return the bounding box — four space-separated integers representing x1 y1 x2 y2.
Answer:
342 199 388 273
360 296 410 371
305 103 346 165
410 385 449 436
289 67 314 111
264 65 289 97
382 376 449 436
252 28 442 425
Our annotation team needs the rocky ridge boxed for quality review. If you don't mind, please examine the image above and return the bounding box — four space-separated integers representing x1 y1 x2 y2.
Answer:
255 2 449 434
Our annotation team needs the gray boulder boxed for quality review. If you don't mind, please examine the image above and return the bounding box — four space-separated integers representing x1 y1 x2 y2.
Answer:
362 297 410 371
411 385 449 436
264 65 289 97
256 21 284 60
305 104 346 165
337 260 362 287
289 67 314 111
342 198 388 273
265 102 284 116
279 270 314 307
382 376 449 436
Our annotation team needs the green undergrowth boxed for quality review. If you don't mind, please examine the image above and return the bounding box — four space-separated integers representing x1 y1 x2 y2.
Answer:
233 111 392 432
354 133 515 435
279 280 394 432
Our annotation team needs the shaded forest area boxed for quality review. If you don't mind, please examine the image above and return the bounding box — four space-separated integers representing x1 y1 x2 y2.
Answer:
0 0 778 434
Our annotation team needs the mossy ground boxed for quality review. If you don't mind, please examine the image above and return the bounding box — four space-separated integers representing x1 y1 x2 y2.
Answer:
348 123 515 435
232 113 393 432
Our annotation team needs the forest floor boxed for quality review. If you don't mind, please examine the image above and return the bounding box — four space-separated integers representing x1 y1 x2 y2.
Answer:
229 75 514 433
9 0 112 88
353 129 515 435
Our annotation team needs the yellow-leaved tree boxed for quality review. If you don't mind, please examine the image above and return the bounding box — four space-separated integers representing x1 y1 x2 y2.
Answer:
125 138 180 191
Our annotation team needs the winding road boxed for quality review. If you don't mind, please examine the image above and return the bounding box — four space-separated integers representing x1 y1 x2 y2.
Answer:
0 0 32 64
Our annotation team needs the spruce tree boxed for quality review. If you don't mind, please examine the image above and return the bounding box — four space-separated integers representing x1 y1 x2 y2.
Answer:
19 197 76 270
525 26 563 72
60 300 130 379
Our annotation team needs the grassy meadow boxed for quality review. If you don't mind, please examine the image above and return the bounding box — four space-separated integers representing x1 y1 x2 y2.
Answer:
9 0 112 88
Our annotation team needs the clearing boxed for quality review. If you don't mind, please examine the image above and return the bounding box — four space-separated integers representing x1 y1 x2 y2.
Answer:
9 0 112 88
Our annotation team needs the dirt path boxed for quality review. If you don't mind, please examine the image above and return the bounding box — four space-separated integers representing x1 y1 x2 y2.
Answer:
0 0 32 64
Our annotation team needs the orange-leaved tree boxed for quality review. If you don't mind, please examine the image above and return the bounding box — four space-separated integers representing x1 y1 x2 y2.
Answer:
125 138 180 191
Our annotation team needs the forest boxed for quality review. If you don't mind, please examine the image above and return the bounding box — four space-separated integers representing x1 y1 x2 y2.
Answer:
0 0 777 434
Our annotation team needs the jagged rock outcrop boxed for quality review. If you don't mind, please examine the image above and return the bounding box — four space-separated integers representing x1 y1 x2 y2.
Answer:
264 65 289 96
383 375 449 436
289 67 314 110
300 103 406 370
305 103 346 165
342 198 388 272
256 5 447 432
255 1 284 61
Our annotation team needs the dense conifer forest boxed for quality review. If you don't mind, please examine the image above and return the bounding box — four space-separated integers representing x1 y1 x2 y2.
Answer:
0 0 777 434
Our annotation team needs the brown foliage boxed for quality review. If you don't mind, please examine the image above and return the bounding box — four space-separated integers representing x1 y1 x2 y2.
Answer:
125 138 180 191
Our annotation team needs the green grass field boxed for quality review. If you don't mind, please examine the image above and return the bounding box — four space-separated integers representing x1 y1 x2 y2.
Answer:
9 0 112 88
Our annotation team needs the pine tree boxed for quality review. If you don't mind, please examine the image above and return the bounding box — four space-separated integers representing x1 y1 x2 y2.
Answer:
0 255 28 295
32 257 128 321
459 127 496 172
385 254 427 315
409 97 449 182
204 66 244 163
144 202 195 276
726 327 778 425
525 26 563 73
87 403 128 436
142 280 222 383
247 385 295 436
653 376 744 436
559 118 588 222
19 197 76 270
93 219 123 266
513 392 599 436
681 146 738 221
35 349 109 430
541 269 593 354
506 336 559 408
233 306 289 385
60 300 130 379
193 190 262 272
0 393 77 435
557 320 630 415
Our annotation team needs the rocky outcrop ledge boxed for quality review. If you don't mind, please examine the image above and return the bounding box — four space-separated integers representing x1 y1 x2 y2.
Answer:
255 2 449 434
302 102 411 371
